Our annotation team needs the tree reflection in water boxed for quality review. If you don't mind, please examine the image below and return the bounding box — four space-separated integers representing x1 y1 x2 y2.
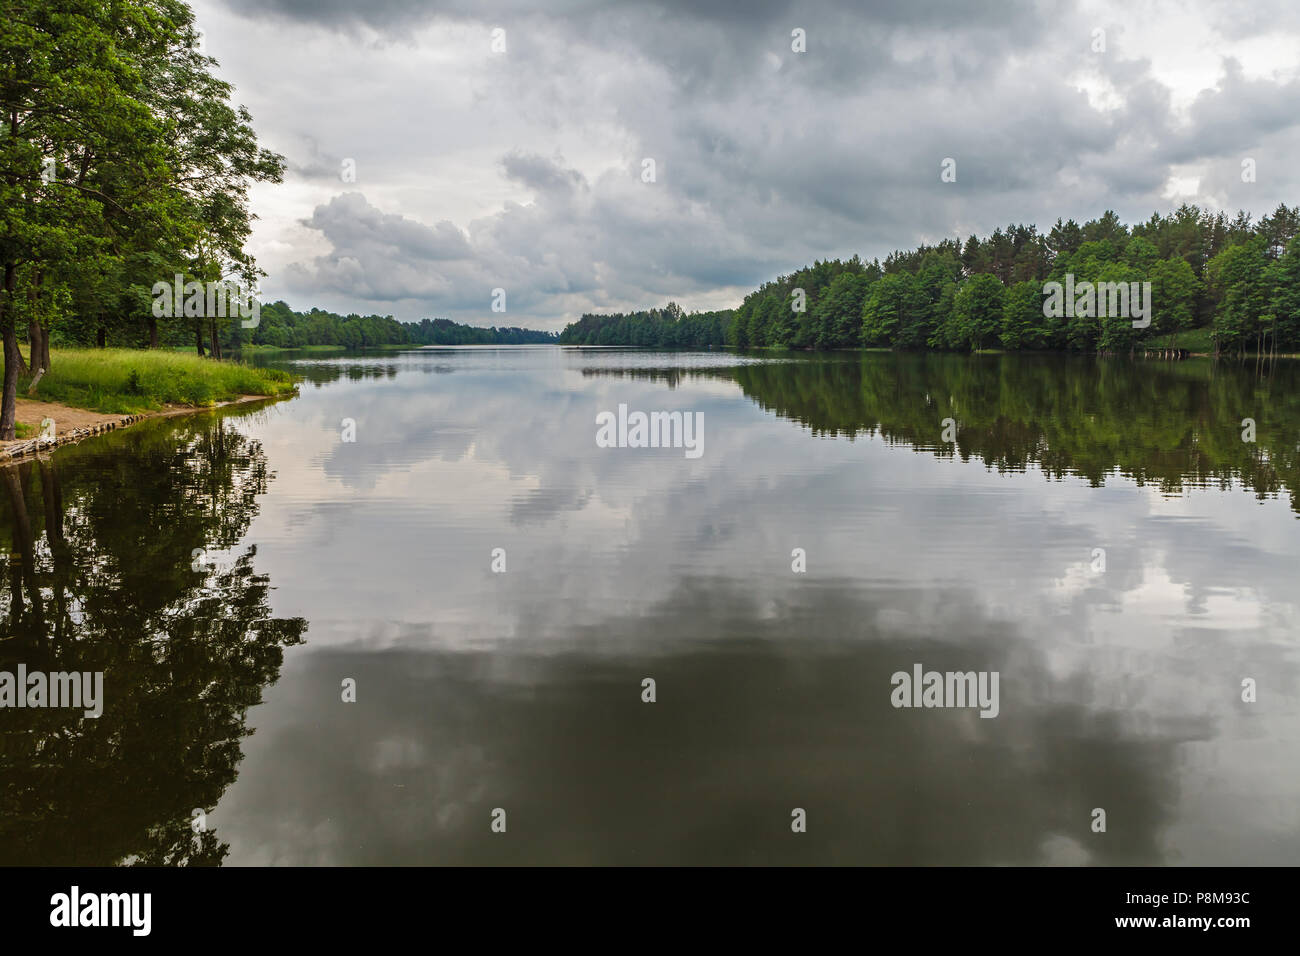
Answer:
0 416 306 865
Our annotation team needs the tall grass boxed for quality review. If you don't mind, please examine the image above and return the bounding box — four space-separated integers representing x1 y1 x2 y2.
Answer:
19 349 297 413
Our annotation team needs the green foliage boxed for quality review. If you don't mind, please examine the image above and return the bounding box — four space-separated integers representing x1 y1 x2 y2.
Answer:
1096 263 1144 353
1269 236 1300 350
558 303 728 348
1148 256 1200 343
811 272 872 348
941 273 1005 350
1145 326 1215 353
1207 236 1275 353
566 203 1300 356
0 0 289 435
1001 281 1045 351
862 272 919 347
404 316 559 346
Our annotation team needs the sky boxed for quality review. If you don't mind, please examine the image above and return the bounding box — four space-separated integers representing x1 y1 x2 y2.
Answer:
190 0 1300 330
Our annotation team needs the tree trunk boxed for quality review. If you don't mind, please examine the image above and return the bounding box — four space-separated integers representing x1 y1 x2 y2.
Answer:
27 319 43 372
1 324 20 440
0 262 19 440
210 319 222 360
148 315 159 348
96 327 106 348
196 319 206 356
22 268 43 373
39 322 50 371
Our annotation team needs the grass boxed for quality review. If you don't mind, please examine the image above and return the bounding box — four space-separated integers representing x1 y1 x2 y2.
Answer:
19 348 298 414
1143 326 1215 353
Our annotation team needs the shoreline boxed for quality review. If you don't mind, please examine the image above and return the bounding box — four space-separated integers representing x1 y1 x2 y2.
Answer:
0 392 293 464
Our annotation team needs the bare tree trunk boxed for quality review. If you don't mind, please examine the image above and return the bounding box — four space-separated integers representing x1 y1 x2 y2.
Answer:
148 315 159 348
96 326 106 348
39 322 50 371
210 319 222 360
196 318 206 356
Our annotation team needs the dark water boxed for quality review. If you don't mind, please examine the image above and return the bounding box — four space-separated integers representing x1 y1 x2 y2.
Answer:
2 349 1298 865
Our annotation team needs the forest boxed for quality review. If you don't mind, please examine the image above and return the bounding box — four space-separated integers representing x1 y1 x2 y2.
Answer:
251 303 558 348
561 204 1300 356
558 302 729 348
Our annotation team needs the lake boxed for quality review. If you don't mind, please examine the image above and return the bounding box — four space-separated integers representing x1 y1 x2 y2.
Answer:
2 348 1297 865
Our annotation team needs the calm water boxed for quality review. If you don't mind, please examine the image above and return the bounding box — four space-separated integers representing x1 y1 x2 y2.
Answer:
2 349 1298 865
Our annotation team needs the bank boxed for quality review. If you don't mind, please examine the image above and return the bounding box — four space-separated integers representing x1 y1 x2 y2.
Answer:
1 348 298 462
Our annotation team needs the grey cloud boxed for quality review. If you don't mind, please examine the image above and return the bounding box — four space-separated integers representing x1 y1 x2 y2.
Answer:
283 134 348 182
1172 58 1300 158
198 0 1300 325
500 150 587 193
302 192 471 261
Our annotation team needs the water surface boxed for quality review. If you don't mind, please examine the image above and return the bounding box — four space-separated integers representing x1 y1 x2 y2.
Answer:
2 349 1297 865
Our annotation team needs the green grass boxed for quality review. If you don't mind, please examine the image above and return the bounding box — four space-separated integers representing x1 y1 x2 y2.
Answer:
13 422 34 439
20 348 298 414
1143 326 1215 353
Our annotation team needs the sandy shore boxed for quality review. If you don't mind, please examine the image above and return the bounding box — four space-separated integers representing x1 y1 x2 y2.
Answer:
0 393 286 463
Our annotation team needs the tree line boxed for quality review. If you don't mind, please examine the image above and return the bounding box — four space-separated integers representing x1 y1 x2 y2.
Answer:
561 204 1300 356
251 303 558 348
558 302 728 347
